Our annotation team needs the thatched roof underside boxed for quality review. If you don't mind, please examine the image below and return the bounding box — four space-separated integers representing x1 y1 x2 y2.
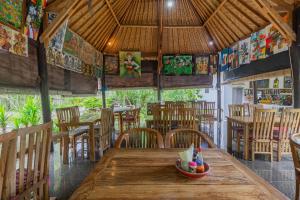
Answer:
45 0 296 56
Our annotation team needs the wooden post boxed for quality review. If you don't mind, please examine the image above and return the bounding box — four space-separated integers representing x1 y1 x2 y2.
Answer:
102 55 107 108
253 81 258 104
291 7 300 108
37 24 53 151
157 73 162 102
216 63 221 148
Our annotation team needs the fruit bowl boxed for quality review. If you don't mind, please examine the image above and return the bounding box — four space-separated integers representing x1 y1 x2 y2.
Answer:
175 159 209 178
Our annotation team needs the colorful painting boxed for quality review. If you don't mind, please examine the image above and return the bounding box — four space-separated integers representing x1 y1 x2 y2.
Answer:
220 48 229 72
79 42 95 65
49 20 67 52
265 24 289 57
195 56 209 75
119 51 142 78
228 43 239 70
104 55 118 74
0 24 13 51
63 28 80 57
163 55 193 75
209 54 218 74
63 53 82 73
9 30 28 57
250 28 266 61
24 0 45 40
0 0 24 30
239 37 251 65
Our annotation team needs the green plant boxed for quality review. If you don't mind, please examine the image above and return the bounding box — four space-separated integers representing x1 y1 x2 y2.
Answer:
81 97 102 109
0 105 9 130
20 97 41 126
12 116 21 129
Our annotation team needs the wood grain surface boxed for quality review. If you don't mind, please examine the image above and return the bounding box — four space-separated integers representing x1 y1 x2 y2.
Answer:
70 149 288 200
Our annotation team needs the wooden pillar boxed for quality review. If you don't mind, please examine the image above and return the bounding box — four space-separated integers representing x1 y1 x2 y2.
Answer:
37 24 53 150
291 7 300 108
216 63 222 148
102 55 107 108
157 73 162 102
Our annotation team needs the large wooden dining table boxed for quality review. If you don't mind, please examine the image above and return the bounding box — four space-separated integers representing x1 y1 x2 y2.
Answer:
227 116 281 160
69 148 288 200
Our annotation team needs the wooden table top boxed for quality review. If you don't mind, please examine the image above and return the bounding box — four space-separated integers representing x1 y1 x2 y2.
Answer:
70 149 288 200
227 116 281 124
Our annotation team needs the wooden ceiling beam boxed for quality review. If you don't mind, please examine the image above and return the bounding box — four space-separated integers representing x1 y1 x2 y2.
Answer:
157 0 164 74
45 0 66 12
104 0 121 27
40 0 81 45
253 0 296 41
120 25 203 29
203 0 228 27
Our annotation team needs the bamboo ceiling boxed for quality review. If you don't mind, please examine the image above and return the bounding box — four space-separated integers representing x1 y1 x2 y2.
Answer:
43 0 296 56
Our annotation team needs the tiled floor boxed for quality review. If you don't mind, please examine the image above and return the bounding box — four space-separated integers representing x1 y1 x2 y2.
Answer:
49 143 296 200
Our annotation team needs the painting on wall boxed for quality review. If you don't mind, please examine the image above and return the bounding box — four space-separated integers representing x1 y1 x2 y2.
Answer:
220 48 229 72
0 0 24 30
104 55 119 75
79 42 95 65
250 28 266 61
63 53 82 73
284 76 292 88
63 28 80 57
119 51 142 78
228 43 239 70
24 0 45 40
238 37 251 65
163 55 193 76
209 54 218 74
195 56 209 75
49 20 67 52
265 24 289 57
0 24 13 51
9 30 28 57
95 51 103 66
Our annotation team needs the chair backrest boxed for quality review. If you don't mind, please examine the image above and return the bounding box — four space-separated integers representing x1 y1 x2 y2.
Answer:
56 106 80 131
124 108 141 127
253 109 276 140
115 128 164 149
177 108 196 129
228 104 245 117
248 104 263 117
0 122 52 199
290 134 300 170
204 102 215 116
147 103 161 115
165 129 216 148
279 109 300 140
152 108 173 135
100 108 114 148
192 101 206 118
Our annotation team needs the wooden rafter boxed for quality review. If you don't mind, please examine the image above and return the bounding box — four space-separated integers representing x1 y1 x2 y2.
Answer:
45 0 66 12
253 0 296 41
104 0 121 27
39 0 81 44
203 0 228 27
157 0 164 73
120 25 203 29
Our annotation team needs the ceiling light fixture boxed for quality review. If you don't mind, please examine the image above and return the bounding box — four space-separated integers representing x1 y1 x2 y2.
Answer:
108 42 112 46
167 1 173 8
209 41 214 46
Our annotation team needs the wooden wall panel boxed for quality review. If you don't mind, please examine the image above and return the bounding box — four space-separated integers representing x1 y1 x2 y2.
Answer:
70 72 98 94
48 64 65 91
106 73 155 89
0 41 39 88
161 75 213 88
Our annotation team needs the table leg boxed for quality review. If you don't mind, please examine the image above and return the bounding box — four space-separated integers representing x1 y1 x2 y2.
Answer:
89 124 96 161
62 135 69 164
244 124 249 160
227 118 232 154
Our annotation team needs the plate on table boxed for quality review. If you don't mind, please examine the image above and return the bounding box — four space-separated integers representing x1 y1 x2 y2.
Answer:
175 159 209 179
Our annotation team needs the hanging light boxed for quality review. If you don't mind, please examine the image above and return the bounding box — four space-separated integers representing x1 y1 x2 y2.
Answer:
209 41 214 46
167 0 174 8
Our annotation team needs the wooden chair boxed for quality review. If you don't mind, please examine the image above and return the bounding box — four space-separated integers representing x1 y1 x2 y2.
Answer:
251 109 276 161
200 102 216 138
165 129 216 148
151 108 173 136
290 133 300 200
0 122 52 199
229 104 245 153
177 108 196 130
192 101 206 120
115 128 164 149
122 108 140 131
274 109 300 161
56 106 89 160
248 104 263 117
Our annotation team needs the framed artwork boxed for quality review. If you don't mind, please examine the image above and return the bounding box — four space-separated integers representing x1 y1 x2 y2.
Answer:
209 54 218 74
95 51 103 66
24 0 44 40
63 28 80 57
256 79 269 88
228 43 239 70
9 30 28 57
0 0 25 30
49 20 67 52
250 28 266 61
119 51 142 78
104 55 118 75
63 53 82 73
284 76 292 88
46 48 55 65
239 37 251 65
0 24 13 51
79 42 95 65
163 55 193 76
195 56 209 75
220 48 228 72
265 24 289 57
